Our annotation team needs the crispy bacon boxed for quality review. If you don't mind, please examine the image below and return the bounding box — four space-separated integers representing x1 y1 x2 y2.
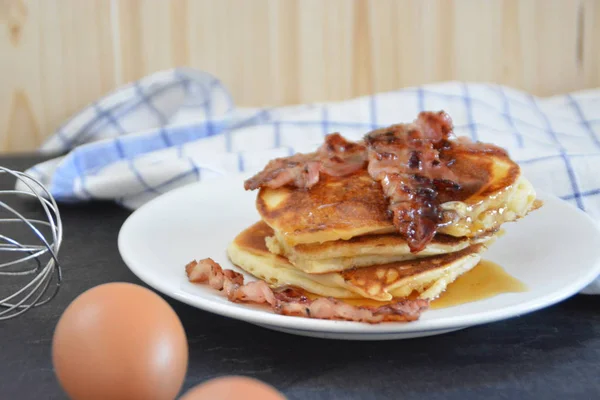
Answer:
317 133 367 177
364 111 460 252
414 109 454 141
243 133 367 190
243 110 506 252
243 153 320 190
186 258 428 323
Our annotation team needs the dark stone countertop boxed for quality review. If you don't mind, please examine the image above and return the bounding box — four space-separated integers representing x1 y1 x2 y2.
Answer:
1 155 599 400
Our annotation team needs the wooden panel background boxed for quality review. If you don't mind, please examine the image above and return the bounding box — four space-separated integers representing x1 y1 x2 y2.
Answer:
1 0 599 152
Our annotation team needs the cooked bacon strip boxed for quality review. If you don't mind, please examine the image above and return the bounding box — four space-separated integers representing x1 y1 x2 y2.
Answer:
243 110 507 252
186 258 428 323
364 111 460 252
243 133 367 190
414 109 454 141
243 153 321 191
317 133 367 177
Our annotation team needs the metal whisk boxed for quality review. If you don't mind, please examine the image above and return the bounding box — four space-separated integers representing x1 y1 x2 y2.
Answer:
0 167 62 320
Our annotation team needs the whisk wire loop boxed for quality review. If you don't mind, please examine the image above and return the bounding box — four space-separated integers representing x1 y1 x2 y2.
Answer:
0 167 62 320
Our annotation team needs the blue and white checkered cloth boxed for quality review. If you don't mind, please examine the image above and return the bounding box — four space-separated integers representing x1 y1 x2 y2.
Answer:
18 67 600 294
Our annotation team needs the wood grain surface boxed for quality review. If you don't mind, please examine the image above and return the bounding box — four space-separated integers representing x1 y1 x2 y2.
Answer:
1 0 599 152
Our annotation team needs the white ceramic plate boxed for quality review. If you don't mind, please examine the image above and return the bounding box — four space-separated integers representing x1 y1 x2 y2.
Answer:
118 176 600 340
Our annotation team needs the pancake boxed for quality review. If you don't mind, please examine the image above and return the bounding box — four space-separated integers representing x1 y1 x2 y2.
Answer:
227 222 487 301
257 147 537 247
266 227 497 274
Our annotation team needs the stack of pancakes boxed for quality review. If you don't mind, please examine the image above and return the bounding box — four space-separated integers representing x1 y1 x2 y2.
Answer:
227 149 538 303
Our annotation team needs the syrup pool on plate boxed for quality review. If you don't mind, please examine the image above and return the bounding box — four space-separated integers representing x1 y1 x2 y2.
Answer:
429 259 527 309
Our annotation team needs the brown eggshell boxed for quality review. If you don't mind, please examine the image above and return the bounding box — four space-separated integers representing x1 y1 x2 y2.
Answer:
52 282 188 400
180 376 286 400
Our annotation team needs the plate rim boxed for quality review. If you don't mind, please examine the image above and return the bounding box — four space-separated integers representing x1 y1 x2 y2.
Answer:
118 177 600 335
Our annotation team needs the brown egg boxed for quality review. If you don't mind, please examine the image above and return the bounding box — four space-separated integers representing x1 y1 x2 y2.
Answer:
180 376 286 400
52 282 188 400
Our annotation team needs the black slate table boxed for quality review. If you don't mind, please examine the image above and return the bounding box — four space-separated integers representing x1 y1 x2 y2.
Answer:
1 155 599 400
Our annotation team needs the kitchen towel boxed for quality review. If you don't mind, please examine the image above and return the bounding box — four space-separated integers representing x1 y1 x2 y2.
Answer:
17 67 600 293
